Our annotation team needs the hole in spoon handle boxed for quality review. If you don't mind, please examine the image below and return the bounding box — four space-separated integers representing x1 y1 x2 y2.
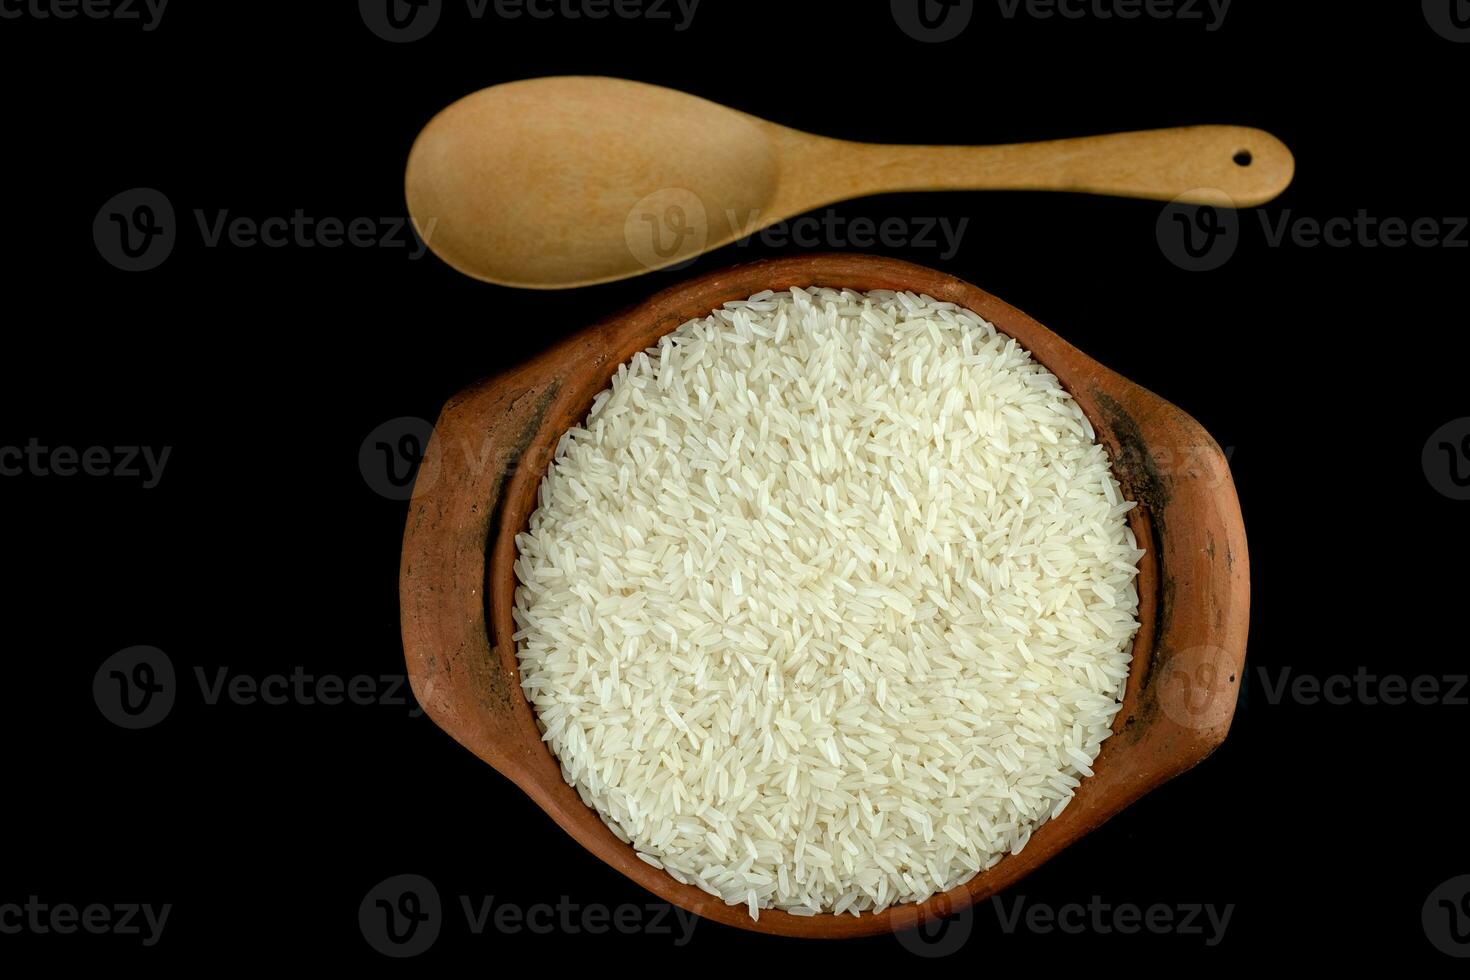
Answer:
1015 125 1295 208
850 125 1294 208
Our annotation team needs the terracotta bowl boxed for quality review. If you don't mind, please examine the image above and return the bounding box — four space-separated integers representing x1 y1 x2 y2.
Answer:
399 254 1250 939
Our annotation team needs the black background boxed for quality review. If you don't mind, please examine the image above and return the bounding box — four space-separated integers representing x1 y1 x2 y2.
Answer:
3 0 1467 967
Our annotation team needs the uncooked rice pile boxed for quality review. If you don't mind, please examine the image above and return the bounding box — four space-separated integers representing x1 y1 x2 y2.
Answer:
513 287 1142 919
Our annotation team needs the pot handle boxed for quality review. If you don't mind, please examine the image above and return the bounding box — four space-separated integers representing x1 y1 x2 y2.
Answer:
1094 380 1251 777
398 367 563 788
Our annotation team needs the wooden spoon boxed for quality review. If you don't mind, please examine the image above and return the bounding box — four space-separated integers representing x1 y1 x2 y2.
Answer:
405 76 1293 289
399 253 1251 938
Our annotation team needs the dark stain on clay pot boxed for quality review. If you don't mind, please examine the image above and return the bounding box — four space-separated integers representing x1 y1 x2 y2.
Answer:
1091 388 1177 695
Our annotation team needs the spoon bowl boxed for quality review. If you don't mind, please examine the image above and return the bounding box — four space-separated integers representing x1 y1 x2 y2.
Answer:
399 253 1250 938
405 76 1293 289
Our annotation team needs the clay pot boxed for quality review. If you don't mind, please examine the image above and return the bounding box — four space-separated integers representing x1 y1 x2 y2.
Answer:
399 254 1249 939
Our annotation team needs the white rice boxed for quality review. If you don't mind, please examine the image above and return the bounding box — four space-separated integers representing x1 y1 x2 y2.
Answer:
512 287 1142 917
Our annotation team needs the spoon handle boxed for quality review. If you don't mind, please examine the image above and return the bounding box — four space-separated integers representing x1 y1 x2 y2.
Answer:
827 126 1293 208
